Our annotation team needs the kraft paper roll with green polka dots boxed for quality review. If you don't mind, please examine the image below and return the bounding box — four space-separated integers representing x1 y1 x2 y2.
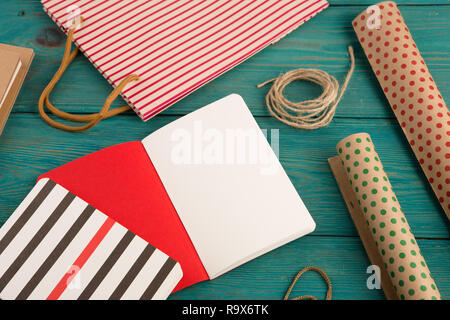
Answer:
337 133 440 300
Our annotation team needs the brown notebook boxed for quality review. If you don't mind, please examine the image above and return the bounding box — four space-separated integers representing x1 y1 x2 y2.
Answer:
0 44 34 135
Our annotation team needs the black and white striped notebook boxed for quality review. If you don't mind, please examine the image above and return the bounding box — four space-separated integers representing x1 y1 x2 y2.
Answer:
0 178 182 300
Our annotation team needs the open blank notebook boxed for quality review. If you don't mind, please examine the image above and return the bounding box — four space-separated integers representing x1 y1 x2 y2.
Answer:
143 95 316 278
42 0 329 121
1 95 315 298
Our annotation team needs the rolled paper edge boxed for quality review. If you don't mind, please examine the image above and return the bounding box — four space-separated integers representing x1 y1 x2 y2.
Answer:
351 1 396 25
336 132 371 151
328 155 398 300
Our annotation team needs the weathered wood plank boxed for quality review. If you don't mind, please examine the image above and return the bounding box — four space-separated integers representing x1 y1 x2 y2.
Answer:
1 114 448 239
169 236 449 300
1 5 448 118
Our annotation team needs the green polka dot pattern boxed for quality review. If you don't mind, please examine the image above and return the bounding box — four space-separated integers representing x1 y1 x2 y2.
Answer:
337 133 440 300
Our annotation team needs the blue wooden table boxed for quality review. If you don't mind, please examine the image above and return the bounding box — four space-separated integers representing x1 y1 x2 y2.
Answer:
0 0 448 300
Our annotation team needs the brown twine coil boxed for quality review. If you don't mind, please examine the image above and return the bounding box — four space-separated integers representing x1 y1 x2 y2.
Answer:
283 266 332 300
38 18 139 132
257 46 355 130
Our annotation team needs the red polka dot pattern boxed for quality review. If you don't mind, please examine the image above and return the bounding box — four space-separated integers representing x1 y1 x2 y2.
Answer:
353 1 450 219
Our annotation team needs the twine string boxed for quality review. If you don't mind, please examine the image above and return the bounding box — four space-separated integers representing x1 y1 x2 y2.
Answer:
258 46 355 130
38 18 139 132
283 266 332 300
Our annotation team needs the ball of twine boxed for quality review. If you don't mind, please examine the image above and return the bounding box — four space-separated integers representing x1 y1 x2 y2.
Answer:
257 46 355 130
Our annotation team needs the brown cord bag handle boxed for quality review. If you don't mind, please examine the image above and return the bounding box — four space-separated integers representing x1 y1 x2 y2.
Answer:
283 267 332 300
38 22 139 132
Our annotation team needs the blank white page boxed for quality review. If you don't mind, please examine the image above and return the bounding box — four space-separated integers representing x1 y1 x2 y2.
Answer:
142 94 315 279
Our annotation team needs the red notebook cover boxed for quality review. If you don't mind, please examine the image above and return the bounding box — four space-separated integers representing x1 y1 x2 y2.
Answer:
39 141 208 291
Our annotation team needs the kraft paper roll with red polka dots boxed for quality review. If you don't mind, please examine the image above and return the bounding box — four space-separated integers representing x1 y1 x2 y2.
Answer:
337 133 440 300
353 1 450 219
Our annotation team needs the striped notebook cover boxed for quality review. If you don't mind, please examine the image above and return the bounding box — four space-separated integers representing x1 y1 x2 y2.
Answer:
0 178 182 300
41 0 329 121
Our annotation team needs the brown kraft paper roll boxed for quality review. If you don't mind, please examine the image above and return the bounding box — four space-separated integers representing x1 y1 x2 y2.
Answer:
330 133 440 300
353 1 450 219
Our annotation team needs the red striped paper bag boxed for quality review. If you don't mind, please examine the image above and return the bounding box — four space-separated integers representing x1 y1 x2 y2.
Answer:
0 179 182 300
41 0 329 121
